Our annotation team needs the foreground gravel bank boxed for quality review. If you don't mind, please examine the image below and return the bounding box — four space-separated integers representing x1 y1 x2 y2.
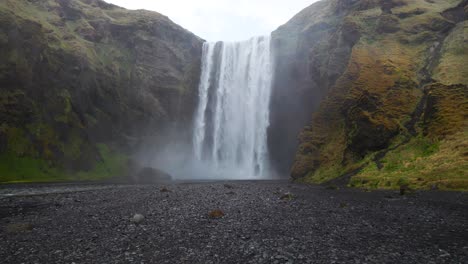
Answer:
1 181 467 263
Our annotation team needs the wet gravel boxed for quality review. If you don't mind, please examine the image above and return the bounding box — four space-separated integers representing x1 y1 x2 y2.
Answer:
0 181 467 263
0 183 130 198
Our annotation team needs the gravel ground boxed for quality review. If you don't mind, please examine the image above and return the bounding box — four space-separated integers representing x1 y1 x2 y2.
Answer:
0 183 131 198
0 181 467 264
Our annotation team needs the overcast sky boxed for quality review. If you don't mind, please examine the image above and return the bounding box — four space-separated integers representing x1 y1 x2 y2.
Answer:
104 0 319 42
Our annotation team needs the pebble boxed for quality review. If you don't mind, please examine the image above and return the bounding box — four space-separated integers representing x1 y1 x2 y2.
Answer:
131 214 145 224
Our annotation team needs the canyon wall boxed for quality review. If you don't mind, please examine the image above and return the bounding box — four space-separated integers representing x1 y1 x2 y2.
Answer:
1 0 466 188
271 0 467 189
0 0 203 181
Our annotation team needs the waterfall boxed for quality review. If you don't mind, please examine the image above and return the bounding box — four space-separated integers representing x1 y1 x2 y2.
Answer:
192 36 274 179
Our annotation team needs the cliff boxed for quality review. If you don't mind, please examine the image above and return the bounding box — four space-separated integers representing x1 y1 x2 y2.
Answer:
273 0 467 190
1 0 466 188
0 0 203 182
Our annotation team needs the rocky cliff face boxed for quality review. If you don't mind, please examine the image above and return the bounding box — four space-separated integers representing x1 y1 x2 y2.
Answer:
1 0 466 187
270 0 362 174
0 0 203 182
272 0 467 190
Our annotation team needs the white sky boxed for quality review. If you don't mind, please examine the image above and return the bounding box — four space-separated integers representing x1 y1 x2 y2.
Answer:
104 0 319 42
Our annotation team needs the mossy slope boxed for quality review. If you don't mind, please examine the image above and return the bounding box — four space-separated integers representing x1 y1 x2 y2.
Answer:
286 0 467 190
0 0 203 183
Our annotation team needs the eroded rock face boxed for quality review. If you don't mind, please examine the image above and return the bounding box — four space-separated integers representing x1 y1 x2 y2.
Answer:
277 0 467 189
0 0 203 180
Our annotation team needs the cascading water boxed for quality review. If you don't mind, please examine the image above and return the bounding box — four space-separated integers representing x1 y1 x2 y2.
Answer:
192 36 274 179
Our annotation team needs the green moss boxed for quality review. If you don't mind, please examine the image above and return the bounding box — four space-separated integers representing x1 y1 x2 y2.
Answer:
0 143 129 183
290 0 468 192
84 113 98 126
6 127 34 156
63 131 84 160
433 23 468 85
0 152 71 183
300 165 346 184
54 90 73 123
74 143 128 181
26 123 58 160
94 42 134 76
423 84 468 138
0 0 179 184
351 134 467 191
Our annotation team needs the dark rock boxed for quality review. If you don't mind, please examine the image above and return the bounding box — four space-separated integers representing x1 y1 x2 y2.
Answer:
377 15 400 33
441 0 467 23
400 184 413 195
160 187 171 193
396 8 426 19
381 0 407 14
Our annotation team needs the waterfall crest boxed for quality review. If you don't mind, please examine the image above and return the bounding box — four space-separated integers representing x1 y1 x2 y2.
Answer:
192 36 274 179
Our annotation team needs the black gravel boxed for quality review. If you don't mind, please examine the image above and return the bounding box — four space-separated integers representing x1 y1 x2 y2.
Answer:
0 181 467 263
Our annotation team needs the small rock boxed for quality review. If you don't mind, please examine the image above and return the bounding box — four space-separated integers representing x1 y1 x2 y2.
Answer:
5 223 33 233
208 209 225 219
439 249 450 258
400 184 414 195
274 255 288 260
160 187 171 193
131 214 145 224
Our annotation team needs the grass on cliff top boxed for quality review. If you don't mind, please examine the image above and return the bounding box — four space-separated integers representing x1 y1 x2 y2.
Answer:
0 0 136 74
350 132 468 191
0 144 128 184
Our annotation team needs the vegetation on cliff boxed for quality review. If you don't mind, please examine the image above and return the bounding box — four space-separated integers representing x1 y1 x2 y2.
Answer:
0 0 202 183
0 0 465 188
288 0 467 190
